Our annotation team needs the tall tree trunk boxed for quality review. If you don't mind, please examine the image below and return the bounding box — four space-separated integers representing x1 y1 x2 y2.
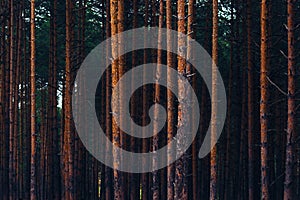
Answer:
175 0 189 199
8 0 16 198
187 0 197 198
284 0 296 199
225 1 234 198
247 0 254 199
166 0 175 199
0 0 6 196
64 0 74 198
142 0 150 199
15 5 22 198
210 0 218 199
130 0 139 199
105 0 113 199
30 0 37 199
117 0 126 198
260 0 269 199
110 0 122 199
51 0 60 198
152 1 164 199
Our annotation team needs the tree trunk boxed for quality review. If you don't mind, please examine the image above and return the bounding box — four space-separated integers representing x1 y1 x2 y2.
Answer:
30 0 37 199
210 0 218 199
247 0 254 199
152 1 164 199
260 0 269 199
130 0 139 199
0 0 6 196
187 0 197 198
166 0 175 199
64 0 74 198
142 0 150 199
117 0 126 198
110 0 122 199
175 0 189 199
51 0 60 198
8 0 16 198
105 0 113 199
284 0 296 199
225 1 234 198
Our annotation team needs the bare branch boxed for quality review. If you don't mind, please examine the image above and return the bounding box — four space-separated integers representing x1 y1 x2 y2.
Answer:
266 76 287 96
279 50 288 59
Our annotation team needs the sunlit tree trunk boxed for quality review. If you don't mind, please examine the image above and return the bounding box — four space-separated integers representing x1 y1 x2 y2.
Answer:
284 0 296 199
260 0 269 199
210 0 218 199
117 0 126 198
166 0 175 199
110 0 122 199
30 0 37 199
175 0 189 199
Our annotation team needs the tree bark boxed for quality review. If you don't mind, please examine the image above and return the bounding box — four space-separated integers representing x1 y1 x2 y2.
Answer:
64 0 74 198
284 0 296 199
166 0 175 199
142 0 150 199
152 1 164 199
105 0 113 199
210 0 218 199
110 0 122 199
175 0 189 199
130 0 139 199
30 0 37 199
247 0 254 199
260 0 269 199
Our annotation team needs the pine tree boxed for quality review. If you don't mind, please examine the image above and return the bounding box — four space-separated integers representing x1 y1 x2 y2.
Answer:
260 0 269 199
30 0 37 199
210 0 218 199
284 0 296 199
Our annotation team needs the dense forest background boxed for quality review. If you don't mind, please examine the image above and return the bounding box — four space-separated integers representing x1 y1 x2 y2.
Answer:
0 0 300 199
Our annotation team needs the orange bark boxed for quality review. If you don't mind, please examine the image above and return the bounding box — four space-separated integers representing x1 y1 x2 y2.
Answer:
30 0 37 199
260 0 269 199
210 0 218 199
284 0 296 199
166 0 175 199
